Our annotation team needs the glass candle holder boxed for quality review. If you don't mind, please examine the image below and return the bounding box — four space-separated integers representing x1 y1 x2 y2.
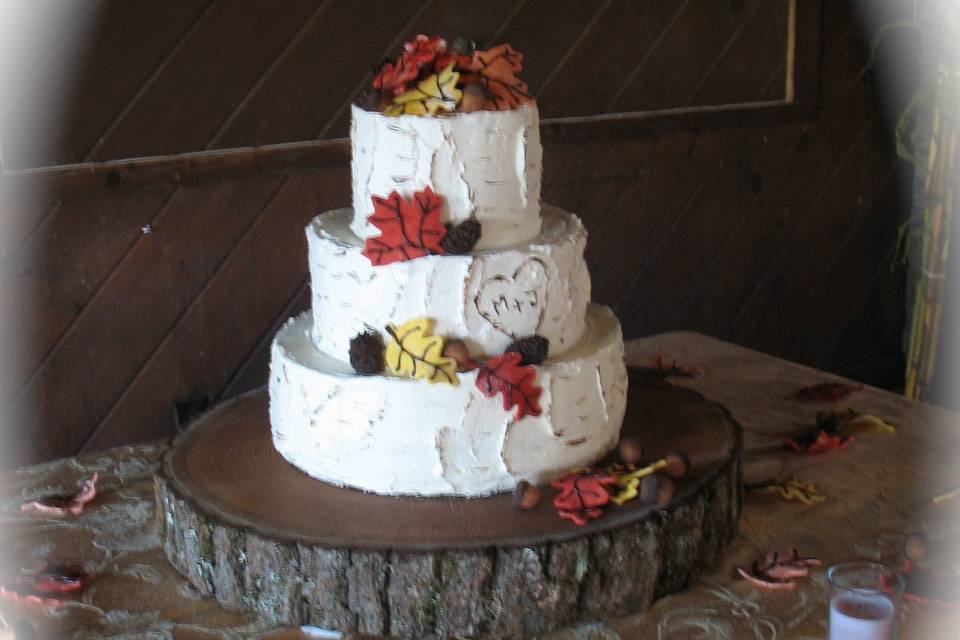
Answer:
827 561 905 640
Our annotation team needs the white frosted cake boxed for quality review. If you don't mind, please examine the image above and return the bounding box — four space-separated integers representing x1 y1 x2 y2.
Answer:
269 36 628 496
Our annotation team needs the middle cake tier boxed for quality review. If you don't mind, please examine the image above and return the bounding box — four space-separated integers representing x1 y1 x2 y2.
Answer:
309 205 589 363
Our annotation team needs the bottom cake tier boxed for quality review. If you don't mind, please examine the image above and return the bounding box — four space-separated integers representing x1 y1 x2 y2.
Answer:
270 304 628 496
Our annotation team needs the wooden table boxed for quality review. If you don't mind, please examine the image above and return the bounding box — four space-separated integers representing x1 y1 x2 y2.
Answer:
3 332 959 639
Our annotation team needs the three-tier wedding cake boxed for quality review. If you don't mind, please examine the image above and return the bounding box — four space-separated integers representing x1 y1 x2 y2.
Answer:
268 36 628 497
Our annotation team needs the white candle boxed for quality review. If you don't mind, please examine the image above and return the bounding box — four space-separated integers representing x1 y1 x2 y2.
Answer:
829 592 894 640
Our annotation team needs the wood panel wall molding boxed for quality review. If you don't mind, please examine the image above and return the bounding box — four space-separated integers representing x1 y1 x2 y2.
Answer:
1 0 820 196
0 139 350 200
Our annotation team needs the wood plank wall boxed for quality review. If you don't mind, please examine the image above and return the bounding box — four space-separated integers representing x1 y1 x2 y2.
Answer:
0 0 914 467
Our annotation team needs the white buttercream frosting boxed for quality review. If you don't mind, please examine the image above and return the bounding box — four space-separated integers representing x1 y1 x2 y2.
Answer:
309 205 590 363
270 305 627 497
350 104 543 250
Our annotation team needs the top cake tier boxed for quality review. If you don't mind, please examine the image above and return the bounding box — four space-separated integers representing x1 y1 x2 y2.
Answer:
349 103 543 250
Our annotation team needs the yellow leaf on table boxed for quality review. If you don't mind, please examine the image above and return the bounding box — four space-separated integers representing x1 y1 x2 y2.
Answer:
757 477 827 505
824 408 896 435
385 318 458 385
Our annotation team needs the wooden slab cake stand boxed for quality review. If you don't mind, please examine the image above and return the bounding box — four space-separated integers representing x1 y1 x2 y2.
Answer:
155 371 742 639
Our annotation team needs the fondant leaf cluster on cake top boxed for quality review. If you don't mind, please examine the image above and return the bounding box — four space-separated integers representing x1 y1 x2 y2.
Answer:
385 63 462 116
368 34 534 115
384 318 459 385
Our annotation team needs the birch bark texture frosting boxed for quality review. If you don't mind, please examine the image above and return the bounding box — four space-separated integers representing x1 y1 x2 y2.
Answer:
270 306 627 496
309 206 590 363
349 104 543 250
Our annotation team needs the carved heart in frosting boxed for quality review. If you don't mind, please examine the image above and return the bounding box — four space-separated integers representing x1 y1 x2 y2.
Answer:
476 258 548 339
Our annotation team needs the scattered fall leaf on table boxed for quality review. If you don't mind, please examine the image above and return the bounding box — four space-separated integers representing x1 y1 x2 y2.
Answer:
785 430 853 454
754 477 827 505
550 471 618 526
384 318 458 385
21 473 98 517
818 408 896 435
362 187 447 266
794 381 863 402
737 549 821 591
474 351 542 420
0 565 91 607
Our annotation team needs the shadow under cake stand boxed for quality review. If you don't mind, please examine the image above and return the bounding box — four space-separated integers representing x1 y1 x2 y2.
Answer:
155 371 742 639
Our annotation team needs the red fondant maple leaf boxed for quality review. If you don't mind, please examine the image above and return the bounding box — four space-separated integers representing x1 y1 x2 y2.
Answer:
550 472 618 526
474 351 542 420
362 188 447 266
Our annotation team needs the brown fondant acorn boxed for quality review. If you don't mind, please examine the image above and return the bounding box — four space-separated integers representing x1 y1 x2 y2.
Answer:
513 480 541 510
442 338 473 370
349 330 385 374
505 335 549 366
640 475 674 504
618 437 644 465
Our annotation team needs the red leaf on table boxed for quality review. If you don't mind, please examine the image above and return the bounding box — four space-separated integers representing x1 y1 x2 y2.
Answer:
362 188 447 266
18 566 88 594
1 565 90 607
737 549 820 591
474 352 542 420
550 472 618 527
737 566 797 591
794 381 863 402
21 473 98 517
785 430 853 454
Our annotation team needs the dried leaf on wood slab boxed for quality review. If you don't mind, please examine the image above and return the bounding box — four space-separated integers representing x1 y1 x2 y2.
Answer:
794 381 863 402
737 549 821 591
362 188 447 266
627 355 704 380
474 351 542 420
550 471 617 526
21 473 98 517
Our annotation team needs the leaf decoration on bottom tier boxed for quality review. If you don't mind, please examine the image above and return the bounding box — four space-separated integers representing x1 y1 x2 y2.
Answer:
474 351 542 420
384 318 458 385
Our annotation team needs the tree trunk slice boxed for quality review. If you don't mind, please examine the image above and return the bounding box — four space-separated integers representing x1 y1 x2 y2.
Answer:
155 371 742 638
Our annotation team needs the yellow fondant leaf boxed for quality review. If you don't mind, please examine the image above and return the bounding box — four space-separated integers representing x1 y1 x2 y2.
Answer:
384 318 458 385
609 476 639 506
386 63 462 116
